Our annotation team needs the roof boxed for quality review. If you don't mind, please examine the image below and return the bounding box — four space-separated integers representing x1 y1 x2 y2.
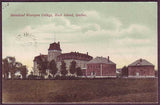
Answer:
34 54 48 62
87 56 116 65
128 58 154 66
48 42 61 51
57 52 93 61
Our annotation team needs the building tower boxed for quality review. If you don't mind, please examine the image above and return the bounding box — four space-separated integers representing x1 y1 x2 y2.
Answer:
48 41 62 62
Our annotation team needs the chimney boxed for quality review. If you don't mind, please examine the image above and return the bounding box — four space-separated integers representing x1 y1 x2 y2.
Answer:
58 41 60 45
108 56 110 62
87 52 88 55
140 58 142 62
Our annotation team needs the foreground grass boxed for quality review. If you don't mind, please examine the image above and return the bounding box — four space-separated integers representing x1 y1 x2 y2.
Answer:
2 78 158 103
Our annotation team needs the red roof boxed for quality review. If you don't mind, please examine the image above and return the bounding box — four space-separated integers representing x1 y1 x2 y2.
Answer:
57 52 93 61
33 54 48 62
48 42 61 51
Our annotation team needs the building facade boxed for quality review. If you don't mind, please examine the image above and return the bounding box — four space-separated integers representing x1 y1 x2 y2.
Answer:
128 58 155 78
33 41 93 76
33 54 48 76
86 56 116 78
56 52 92 76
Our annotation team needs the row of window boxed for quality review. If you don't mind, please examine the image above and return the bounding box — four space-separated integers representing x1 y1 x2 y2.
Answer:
88 65 115 69
88 65 101 69
131 71 153 75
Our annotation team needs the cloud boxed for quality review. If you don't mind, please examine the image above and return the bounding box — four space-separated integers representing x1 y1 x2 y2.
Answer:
82 10 122 30
18 10 155 50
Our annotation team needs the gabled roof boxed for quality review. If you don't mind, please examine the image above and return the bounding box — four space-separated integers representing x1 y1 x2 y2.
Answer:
34 54 48 62
128 58 154 66
87 56 116 65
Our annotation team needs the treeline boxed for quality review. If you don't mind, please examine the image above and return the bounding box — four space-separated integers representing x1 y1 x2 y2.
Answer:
2 56 84 80
2 56 28 79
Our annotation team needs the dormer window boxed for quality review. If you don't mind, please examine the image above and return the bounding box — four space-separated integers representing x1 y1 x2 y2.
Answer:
136 63 140 65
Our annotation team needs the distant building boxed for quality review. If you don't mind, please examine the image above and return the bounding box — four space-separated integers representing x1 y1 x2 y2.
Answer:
86 56 116 78
116 68 122 74
116 68 122 77
128 58 155 78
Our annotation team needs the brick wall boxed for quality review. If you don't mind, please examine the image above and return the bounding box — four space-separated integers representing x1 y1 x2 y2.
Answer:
102 64 116 76
86 63 116 76
128 66 155 77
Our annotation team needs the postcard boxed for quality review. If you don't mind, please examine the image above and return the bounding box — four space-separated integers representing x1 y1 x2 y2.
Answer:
2 2 158 104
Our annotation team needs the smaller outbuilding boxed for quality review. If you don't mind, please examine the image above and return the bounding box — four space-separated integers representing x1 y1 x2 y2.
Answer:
86 56 116 78
128 58 155 78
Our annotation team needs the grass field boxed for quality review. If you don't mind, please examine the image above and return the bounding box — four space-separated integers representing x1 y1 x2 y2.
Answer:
2 78 158 103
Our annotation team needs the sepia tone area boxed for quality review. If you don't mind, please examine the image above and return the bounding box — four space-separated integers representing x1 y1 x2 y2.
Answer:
2 2 158 104
2 78 158 103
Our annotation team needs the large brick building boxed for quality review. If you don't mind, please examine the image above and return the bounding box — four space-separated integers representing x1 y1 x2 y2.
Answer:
33 41 93 76
86 56 116 78
128 58 155 78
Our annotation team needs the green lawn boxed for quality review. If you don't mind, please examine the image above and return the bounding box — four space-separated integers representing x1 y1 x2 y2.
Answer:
2 78 158 103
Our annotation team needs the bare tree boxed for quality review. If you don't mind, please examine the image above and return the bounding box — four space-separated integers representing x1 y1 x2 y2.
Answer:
20 65 28 79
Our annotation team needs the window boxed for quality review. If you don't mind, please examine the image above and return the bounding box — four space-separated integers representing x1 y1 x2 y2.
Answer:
136 63 140 65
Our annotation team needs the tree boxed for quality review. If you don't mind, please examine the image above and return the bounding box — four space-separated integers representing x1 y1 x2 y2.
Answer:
7 57 16 79
48 59 58 77
36 56 48 77
30 71 34 76
76 67 83 76
28 71 35 79
2 56 29 79
121 66 128 77
2 58 10 79
60 61 67 76
13 62 22 79
69 60 76 75
20 65 28 79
